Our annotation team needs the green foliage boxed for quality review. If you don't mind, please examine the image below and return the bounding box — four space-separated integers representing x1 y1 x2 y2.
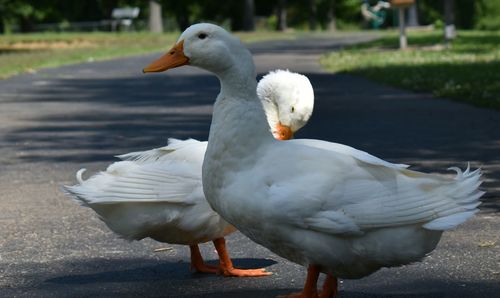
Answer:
475 0 500 30
407 0 499 30
335 0 362 25
321 30 500 109
266 15 278 31
2 0 499 34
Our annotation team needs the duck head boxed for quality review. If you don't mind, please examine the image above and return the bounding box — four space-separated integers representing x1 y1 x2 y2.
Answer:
257 70 314 140
143 23 254 78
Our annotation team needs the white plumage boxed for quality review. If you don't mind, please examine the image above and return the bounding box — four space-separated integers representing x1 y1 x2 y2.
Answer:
66 139 213 244
148 23 484 295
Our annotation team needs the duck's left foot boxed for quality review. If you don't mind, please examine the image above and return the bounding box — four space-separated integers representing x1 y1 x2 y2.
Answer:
218 266 272 277
213 237 272 277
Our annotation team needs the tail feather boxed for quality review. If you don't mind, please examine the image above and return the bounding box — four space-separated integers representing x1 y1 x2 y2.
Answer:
423 166 484 231
63 183 92 207
76 168 86 184
423 210 478 230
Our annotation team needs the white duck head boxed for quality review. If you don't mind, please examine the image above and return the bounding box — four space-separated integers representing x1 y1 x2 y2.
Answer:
257 70 314 140
143 23 256 92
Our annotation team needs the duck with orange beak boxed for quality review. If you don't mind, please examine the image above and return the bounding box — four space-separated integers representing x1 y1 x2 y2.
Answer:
140 23 483 298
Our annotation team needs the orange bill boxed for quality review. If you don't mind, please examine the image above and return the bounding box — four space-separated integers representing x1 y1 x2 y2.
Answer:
274 123 293 140
143 40 189 73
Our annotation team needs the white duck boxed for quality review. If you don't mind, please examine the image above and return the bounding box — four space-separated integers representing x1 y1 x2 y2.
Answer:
64 69 314 277
142 23 484 297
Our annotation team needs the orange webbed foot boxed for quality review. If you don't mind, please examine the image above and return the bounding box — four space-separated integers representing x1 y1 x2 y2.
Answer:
213 237 272 277
218 266 272 277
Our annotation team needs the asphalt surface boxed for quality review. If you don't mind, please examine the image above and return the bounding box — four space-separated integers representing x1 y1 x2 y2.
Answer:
0 33 499 298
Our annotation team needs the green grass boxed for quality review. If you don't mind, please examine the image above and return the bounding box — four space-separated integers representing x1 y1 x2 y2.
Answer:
321 30 500 109
0 30 300 79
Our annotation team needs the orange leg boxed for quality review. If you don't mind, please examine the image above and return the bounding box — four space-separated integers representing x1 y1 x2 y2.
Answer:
213 237 272 277
189 244 218 274
278 265 320 298
319 274 338 298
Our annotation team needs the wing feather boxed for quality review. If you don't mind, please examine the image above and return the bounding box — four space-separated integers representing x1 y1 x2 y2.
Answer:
260 141 484 236
117 138 205 163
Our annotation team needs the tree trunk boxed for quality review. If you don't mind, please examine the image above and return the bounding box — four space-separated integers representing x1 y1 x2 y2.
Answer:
326 0 336 31
242 0 255 31
398 7 407 49
309 0 317 30
444 0 455 43
407 1 419 27
148 1 163 33
276 0 287 31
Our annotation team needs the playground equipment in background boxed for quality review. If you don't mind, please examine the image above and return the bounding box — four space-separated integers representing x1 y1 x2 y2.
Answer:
361 1 391 29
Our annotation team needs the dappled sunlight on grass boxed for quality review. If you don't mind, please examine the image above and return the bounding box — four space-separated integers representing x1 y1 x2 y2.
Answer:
321 30 500 109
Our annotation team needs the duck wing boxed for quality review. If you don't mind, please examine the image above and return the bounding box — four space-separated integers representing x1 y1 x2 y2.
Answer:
63 140 210 241
248 141 484 236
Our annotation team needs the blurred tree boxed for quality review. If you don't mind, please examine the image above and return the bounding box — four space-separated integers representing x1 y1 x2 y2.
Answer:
2 0 497 34
161 0 194 31
309 0 317 30
148 0 163 32
444 0 455 44
419 0 476 29
408 1 419 27
243 0 255 31
0 0 57 32
475 0 500 30
0 0 150 33
276 0 288 31
326 0 336 31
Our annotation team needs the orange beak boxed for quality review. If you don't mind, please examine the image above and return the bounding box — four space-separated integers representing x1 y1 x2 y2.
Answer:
143 40 189 73
274 123 294 140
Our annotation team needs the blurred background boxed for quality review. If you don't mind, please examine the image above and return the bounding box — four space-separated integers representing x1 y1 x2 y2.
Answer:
1 0 499 33
0 0 499 108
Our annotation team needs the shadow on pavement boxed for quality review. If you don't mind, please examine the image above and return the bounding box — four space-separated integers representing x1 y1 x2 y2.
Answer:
6 258 499 298
46 258 277 284
3 257 283 297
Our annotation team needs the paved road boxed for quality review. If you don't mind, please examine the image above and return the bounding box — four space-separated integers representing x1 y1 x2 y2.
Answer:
1 33 499 297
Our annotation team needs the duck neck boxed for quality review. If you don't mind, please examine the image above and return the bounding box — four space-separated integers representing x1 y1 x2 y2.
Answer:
206 63 273 162
217 58 258 101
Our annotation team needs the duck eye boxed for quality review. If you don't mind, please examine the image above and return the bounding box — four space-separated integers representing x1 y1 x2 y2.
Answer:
198 33 208 39
291 106 295 113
